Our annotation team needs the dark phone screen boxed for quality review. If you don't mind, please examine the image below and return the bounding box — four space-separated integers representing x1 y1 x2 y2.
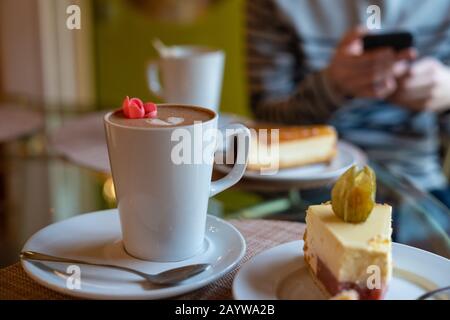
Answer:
363 32 414 51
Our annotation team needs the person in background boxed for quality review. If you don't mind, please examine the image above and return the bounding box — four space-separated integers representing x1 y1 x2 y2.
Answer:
245 0 450 206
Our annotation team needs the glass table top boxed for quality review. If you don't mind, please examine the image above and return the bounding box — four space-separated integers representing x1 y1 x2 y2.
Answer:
0 106 449 268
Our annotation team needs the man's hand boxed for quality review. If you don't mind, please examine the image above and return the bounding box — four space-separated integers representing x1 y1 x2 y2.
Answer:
389 57 450 112
325 28 415 100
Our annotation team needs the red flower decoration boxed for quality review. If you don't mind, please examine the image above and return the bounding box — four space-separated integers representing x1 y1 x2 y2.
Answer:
122 96 157 119
143 102 157 118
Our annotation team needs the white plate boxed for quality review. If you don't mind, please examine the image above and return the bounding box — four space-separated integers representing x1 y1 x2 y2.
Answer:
215 141 366 183
218 112 249 129
233 240 450 300
21 209 246 299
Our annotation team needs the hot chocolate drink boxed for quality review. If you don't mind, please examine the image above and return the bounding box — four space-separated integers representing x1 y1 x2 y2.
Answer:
104 101 250 261
108 104 214 128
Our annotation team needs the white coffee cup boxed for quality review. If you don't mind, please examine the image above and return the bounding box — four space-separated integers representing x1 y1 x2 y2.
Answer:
104 104 249 261
147 46 225 112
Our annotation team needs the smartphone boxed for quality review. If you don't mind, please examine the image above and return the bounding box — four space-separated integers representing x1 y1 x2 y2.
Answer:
363 32 414 52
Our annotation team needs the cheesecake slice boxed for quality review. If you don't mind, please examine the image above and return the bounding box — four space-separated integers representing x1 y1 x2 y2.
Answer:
247 124 337 171
303 203 392 300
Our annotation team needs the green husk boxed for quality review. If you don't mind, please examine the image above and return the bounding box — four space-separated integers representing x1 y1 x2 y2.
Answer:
331 165 376 223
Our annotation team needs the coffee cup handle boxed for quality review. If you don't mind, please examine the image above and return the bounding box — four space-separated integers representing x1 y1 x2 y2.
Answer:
147 60 164 99
210 123 250 197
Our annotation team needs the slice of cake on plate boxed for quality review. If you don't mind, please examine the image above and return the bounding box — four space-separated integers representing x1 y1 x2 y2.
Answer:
247 124 337 171
304 203 392 299
303 165 393 300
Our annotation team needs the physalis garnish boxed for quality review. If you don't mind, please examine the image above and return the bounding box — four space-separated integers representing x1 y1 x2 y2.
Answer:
331 165 376 223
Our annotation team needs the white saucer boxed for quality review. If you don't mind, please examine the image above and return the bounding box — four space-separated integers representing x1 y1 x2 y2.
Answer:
21 209 246 299
215 141 366 183
233 240 450 300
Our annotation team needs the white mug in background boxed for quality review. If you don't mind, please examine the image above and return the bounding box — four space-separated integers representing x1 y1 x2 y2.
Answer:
147 46 225 113
104 104 249 262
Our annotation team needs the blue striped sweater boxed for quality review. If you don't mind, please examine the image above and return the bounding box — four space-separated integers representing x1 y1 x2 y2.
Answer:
246 0 450 190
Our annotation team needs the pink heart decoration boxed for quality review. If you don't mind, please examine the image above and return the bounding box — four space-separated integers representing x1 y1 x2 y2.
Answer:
128 104 145 119
122 96 131 118
129 97 144 110
144 102 157 118
122 96 157 119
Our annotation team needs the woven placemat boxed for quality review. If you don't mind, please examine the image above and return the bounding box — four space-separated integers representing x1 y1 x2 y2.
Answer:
0 219 304 300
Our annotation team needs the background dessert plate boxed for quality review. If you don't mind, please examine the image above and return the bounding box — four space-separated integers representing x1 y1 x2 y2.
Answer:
215 141 366 183
21 209 246 299
233 240 450 300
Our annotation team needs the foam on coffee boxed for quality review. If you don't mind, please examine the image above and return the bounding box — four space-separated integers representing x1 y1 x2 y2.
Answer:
109 104 214 128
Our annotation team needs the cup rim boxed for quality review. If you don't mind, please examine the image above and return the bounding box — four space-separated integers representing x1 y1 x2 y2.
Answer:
156 45 224 60
104 103 218 131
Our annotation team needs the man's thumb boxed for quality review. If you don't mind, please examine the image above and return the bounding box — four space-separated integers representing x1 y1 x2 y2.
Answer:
338 26 366 49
